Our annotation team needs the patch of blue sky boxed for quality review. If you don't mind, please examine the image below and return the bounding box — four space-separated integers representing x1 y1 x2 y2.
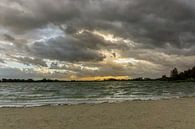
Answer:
32 23 65 42
5 61 34 69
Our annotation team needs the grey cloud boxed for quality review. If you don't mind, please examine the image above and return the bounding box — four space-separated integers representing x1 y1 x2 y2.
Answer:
71 61 164 79
0 59 5 63
60 0 195 49
27 30 128 62
14 57 47 67
0 67 41 79
3 34 15 41
2 33 27 47
0 0 195 79
121 48 195 71
29 35 106 62
1 0 195 49
0 0 81 32
0 67 70 79
49 60 164 79
1 0 195 52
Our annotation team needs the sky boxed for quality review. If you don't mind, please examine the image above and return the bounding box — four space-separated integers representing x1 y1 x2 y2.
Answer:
0 0 195 80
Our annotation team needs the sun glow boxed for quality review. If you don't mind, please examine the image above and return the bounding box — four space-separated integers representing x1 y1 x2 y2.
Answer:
92 31 135 47
75 29 135 47
79 76 129 81
114 58 139 64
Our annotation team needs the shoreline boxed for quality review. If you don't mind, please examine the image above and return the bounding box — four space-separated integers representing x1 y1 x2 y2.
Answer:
0 97 195 129
0 96 195 109
0 95 193 108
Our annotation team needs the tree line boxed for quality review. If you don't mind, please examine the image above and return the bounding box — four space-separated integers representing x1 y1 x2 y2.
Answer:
0 78 62 83
161 66 195 81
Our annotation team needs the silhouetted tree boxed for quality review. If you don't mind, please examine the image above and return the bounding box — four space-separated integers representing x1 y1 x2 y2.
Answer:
191 66 195 78
170 68 178 79
167 66 195 80
161 75 168 80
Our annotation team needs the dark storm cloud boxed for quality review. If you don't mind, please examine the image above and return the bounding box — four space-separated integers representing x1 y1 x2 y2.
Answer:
14 57 47 67
27 30 129 62
3 34 15 42
0 59 5 63
120 48 195 70
0 0 195 78
1 0 195 48
29 35 106 62
0 0 81 32
2 33 27 47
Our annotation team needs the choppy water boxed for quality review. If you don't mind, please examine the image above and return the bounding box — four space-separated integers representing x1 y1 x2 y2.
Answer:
0 81 194 107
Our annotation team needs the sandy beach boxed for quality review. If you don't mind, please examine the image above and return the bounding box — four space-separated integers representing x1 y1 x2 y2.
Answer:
0 98 195 129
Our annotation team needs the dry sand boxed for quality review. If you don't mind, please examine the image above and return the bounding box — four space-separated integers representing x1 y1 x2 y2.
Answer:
0 98 195 129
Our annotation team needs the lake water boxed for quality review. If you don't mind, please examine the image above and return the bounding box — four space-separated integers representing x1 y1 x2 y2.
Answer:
0 81 195 107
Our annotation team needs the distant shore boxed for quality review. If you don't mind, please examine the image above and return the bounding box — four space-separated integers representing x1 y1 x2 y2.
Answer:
0 79 195 83
0 97 195 129
1 66 195 82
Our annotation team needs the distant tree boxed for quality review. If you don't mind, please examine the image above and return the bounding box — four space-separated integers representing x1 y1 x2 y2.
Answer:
170 68 178 79
166 66 195 80
2 78 7 82
191 66 195 78
162 75 167 78
131 77 144 81
178 72 185 80
161 75 168 80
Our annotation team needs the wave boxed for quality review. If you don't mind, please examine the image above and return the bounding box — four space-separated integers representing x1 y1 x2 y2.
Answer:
0 95 191 108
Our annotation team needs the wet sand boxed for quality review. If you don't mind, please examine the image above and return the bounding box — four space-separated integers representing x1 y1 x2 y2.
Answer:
0 98 195 129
